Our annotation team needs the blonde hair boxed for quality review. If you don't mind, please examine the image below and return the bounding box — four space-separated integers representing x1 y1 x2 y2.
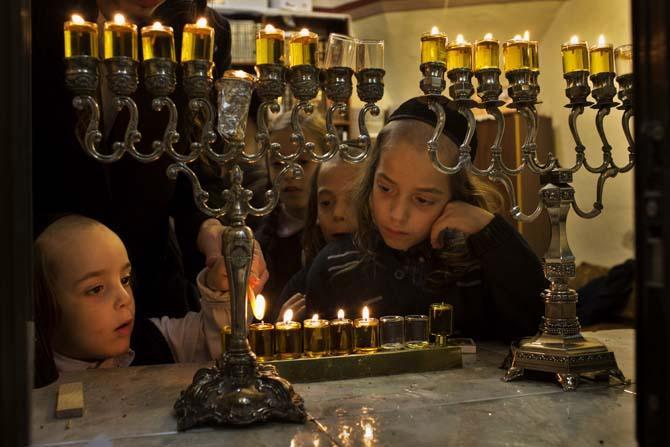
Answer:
353 120 502 287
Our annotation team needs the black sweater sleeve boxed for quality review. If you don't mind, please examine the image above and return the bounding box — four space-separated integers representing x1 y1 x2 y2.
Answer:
467 214 548 339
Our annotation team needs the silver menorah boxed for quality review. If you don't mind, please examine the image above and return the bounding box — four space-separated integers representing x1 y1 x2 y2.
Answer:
64 30 384 428
419 48 633 391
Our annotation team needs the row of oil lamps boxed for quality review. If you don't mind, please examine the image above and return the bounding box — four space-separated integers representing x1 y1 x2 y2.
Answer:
64 13 383 71
222 297 454 361
421 28 633 77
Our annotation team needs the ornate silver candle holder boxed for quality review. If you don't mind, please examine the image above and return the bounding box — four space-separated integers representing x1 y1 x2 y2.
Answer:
419 61 632 390
105 56 142 158
144 58 178 159
286 64 320 159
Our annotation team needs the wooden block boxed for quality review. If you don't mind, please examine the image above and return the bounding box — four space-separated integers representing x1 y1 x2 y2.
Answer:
55 382 84 419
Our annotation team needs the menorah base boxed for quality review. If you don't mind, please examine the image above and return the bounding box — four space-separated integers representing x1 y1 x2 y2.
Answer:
174 354 307 430
502 332 629 391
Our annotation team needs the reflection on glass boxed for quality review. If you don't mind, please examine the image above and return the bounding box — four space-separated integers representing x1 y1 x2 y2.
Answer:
356 39 384 72
405 314 429 348
380 315 404 350
325 33 356 69
614 44 633 76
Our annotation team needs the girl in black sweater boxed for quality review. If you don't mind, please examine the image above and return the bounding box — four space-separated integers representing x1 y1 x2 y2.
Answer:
300 97 547 341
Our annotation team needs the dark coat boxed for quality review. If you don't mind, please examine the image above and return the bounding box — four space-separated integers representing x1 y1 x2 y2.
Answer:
301 215 548 342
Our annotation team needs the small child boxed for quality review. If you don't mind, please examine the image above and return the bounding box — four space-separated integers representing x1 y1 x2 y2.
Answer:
256 112 327 320
302 96 548 341
277 155 363 320
33 215 266 387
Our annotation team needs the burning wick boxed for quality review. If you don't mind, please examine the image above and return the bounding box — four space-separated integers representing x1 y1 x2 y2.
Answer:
299 28 310 37
196 17 208 28
597 34 606 46
312 314 319 322
283 309 293 324
430 26 440 35
362 306 370 322
71 14 85 25
337 309 345 320
523 30 530 41
113 13 126 25
455 34 465 44
252 294 266 321
570 35 580 45
484 33 493 40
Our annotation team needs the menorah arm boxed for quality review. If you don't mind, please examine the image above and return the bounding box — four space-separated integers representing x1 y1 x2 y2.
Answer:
616 108 635 173
270 100 313 163
72 95 125 163
583 107 614 173
166 162 226 218
492 172 545 223
240 100 280 164
427 99 467 174
314 102 347 163
246 163 304 217
571 167 618 219
518 105 556 174
566 105 586 173
111 96 144 161
188 97 218 159
337 102 380 164
149 96 180 161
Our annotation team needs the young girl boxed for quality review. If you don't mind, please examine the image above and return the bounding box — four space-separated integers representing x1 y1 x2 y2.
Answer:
255 112 327 320
302 96 547 340
33 215 266 387
277 155 363 320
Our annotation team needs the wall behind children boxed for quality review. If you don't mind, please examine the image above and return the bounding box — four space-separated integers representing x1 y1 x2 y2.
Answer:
350 0 633 268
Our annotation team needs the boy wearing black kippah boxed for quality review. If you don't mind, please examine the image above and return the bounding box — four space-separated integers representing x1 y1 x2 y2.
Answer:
278 96 547 342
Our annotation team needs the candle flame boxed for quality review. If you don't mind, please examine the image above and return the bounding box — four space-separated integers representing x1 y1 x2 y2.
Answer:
152 21 163 30
570 35 579 45
598 34 606 46
337 309 345 320
513 34 523 41
364 423 374 441
71 14 85 25
312 314 319 322
362 306 370 321
430 26 440 35
196 17 208 28
283 308 293 324
264 24 276 33
299 28 310 37
252 294 266 321
456 34 465 44
484 33 493 40
523 30 530 41
114 13 126 25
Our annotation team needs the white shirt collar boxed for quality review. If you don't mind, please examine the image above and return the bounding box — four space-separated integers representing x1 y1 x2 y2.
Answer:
53 350 136 372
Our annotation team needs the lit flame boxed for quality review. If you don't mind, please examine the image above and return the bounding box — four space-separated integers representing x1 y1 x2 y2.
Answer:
152 21 163 30
431 26 440 35
283 309 293 324
598 34 606 46
252 294 266 321
362 306 370 321
513 34 523 41
114 13 126 25
299 28 310 37
71 14 85 25
523 30 530 41
570 35 579 45
196 17 208 28
264 24 276 33
337 309 345 320
456 34 465 44
363 423 374 441
312 314 319 322
484 33 493 40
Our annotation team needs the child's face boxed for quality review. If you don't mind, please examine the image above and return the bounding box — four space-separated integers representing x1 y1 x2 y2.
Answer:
268 129 319 214
317 160 360 242
51 225 135 360
371 126 453 251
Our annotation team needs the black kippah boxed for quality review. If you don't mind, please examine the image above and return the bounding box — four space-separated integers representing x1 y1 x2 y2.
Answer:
387 96 477 159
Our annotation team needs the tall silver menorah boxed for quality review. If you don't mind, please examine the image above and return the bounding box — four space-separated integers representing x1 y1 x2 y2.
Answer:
418 42 633 391
65 29 384 428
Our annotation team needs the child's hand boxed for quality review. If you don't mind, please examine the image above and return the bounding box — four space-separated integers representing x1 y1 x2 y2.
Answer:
430 201 494 248
205 240 269 295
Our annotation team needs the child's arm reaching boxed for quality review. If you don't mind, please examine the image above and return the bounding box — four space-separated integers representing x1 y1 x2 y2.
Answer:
149 240 269 363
